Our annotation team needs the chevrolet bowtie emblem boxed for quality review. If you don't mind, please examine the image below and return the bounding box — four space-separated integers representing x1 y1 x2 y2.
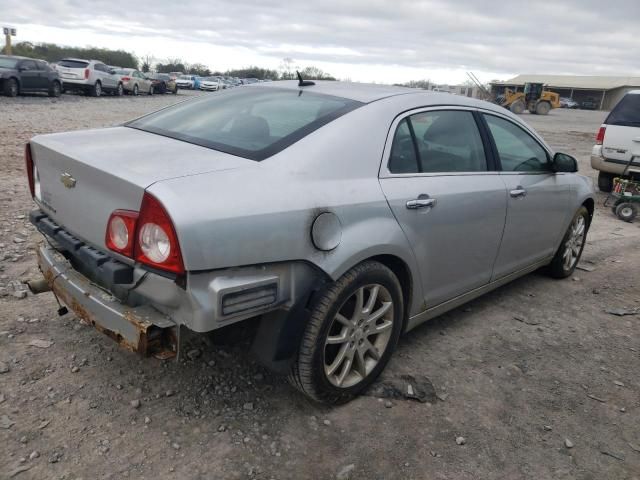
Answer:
60 172 76 189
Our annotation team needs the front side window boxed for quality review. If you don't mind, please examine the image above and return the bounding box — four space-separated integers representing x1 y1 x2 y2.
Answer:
127 88 362 161
20 60 37 71
484 114 550 172
388 110 487 174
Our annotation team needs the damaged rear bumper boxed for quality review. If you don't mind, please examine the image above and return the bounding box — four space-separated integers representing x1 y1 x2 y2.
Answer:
36 245 178 358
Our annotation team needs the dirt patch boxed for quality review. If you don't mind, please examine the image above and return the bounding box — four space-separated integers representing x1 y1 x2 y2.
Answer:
1 97 639 479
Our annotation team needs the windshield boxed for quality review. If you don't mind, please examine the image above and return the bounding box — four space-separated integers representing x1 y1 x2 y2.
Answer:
58 60 89 69
606 94 640 127
178 75 191 80
127 87 362 161
0 57 19 69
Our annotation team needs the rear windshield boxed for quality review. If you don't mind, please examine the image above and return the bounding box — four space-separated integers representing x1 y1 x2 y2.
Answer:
606 93 640 127
59 60 89 69
0 57 19 69
127 87 362 161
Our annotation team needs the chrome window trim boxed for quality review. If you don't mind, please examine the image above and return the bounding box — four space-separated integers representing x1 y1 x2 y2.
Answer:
379 106 496 179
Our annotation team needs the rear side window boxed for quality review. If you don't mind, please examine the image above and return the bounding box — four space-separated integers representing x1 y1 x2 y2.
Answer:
484 114 550 172
389 110 487 173
127 88 362 161
606 94 640 127
59 60 89 69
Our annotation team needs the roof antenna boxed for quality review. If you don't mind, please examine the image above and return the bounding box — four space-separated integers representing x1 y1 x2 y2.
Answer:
297 71 315 87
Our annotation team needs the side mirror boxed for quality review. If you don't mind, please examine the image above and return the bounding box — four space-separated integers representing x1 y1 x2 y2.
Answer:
552 152 578 173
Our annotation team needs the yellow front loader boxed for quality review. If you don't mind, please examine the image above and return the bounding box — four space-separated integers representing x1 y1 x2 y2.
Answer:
499 83 560 115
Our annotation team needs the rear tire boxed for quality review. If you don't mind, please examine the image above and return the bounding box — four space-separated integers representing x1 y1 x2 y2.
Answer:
288 261 404 404
510 100 525 114
536 101 551 115
615 202 637 222
116 83 124 96
48 80 61 97
547 206 589 278
597 172 614 192
4 78 19 97
90 81 102 97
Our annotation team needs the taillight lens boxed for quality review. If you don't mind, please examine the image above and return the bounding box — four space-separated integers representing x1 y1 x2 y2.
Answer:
25 143 35 198
84 68 90 79
135 193 184 275
106 210 139 257
121 76 130 81
596 126 606 145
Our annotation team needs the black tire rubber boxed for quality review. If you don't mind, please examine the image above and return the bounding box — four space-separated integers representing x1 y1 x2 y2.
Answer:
510 100 525 114
90 81 102 97
615 202 637 222
4 78 18 97
597 172 614 192
288 260 404 404
116 83 124 96
48 80 61 97
148 85 154 95
547 206 589 279
133 84 139 96
536 101 551 115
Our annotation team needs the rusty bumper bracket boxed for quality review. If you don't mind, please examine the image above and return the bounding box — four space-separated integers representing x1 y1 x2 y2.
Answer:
37 245 178 359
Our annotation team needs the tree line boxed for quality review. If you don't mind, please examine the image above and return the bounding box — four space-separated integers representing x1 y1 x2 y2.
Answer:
3 41 336 81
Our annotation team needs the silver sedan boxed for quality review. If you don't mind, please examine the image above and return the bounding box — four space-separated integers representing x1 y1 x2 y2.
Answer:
26 80 595 404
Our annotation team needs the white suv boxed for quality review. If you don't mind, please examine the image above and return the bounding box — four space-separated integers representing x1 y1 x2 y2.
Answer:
56 58 124 97
591 90 640 191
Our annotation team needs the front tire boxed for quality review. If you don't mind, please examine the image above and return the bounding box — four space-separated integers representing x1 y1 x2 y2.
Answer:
547 206 589 278
510 100 525 114
48 80 61 97
4 78 19 97
289 261 404 404
133 84 139 96
536 101 551 115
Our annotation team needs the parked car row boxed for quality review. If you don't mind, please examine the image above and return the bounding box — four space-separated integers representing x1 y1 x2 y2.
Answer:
1 54 178 98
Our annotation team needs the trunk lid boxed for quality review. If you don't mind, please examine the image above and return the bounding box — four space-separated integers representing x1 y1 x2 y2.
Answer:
30 126 255 251
602 92 640 164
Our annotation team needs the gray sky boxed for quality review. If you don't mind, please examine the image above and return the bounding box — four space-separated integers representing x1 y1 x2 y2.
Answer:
3 0 639 84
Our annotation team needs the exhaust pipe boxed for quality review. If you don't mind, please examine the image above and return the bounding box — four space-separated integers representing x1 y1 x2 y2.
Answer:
26 278 52 294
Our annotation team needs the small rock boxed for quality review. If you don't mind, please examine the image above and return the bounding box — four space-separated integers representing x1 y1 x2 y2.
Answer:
323 419 331 426
0 361 9 374
613 380 625 387
172 442 180 450
71 366 80 373
565 438 574 449
144 416 151 424
28 339 53 349
29 451 40 460
455 436 466 445
130 399 141 409
49 451 62 463
165 390 175 397
620 407 626 413
243 402 254 411
253 373 264 381
336 464 355 480
207 360 216 367
186 349 201 360
543 425 553 431
592 288 600 295
384 400 393 408
20 436 28 444
0 414 15 429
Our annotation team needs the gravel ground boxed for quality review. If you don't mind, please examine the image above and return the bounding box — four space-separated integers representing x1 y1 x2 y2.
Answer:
1 92 639 480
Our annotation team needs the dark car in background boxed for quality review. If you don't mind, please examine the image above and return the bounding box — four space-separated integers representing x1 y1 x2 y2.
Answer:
581 98 599 110
147 72 178 94
0 55 62 97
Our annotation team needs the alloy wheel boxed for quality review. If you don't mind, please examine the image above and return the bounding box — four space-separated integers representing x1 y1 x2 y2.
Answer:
324 284 394 388
563 215 585 270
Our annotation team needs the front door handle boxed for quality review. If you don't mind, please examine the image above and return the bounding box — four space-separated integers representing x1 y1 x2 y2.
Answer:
406 197 437 209
510 187 527 198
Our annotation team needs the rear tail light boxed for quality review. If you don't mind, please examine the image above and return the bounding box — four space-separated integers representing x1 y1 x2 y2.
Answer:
121 76 130 81
595 126 606 145
84 68 90 79
25 143 35 198
106 210 139 257
135 193 184 274
106 193 184 275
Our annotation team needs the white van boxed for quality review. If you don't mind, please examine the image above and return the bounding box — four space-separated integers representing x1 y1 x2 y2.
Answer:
591 90 640 191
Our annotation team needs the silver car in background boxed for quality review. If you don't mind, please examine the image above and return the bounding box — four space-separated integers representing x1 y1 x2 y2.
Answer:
25 81 595 404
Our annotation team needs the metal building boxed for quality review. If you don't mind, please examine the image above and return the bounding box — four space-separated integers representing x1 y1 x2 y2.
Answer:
491 74 640 110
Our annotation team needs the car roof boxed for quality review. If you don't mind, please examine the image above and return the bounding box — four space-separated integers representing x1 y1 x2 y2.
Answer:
627 90 640 95
254 80 506 113
0 55 33 61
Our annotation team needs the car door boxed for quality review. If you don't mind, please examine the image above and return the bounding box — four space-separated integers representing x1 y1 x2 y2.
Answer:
379 108 507 308
95 63 114 89
482 113 572 279
18 60 39 90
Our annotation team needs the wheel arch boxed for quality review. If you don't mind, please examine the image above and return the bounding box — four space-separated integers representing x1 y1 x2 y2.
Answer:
368 254 413 329
582 197 595 226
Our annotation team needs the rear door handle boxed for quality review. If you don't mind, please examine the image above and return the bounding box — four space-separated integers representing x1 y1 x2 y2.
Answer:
406 197 437 209
510 187 527 198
